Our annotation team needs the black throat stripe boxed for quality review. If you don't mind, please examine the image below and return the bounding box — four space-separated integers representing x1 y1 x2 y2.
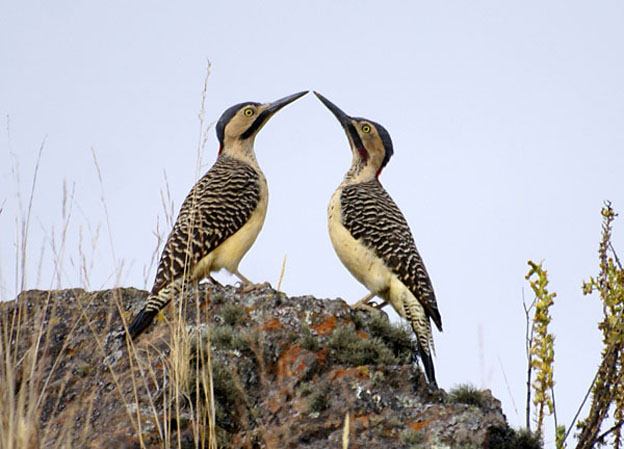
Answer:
241 110 271 140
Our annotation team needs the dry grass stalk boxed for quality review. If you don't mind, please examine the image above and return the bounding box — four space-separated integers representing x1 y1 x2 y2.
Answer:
342 412 350 449
1 61 222 449
277 254 287 292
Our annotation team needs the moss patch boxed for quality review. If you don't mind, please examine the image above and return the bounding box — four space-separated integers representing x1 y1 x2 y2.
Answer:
328 325 398 366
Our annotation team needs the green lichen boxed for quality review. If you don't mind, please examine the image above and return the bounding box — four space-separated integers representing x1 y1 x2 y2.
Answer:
366 313 414 363
210 360 244 433
220 303 246 326
210 325 249 353
328 325 397 366
486 426 542 449
401 428 425 446
298 325 320 352
448 383 487 408
307 384 331 414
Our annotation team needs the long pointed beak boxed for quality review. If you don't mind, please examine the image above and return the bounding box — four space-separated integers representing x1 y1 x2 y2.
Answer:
313 91 351 128
265 90 309 114
240 91 308 140
314 92 365 152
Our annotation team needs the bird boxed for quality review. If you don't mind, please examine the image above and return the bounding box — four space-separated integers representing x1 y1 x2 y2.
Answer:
314 92 442 387
128 91 308 339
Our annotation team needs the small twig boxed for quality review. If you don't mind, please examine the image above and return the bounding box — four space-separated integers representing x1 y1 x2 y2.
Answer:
91 147 119 280
342 412 350 449
20 137 46 291
523 287 536 431
609 241 622 271
498 356 519 417
277 254 287 291
160 169 175 229
563 329 619 445
551 384 559 442
595 419 624 444
195 59 212 180
562 358 598 444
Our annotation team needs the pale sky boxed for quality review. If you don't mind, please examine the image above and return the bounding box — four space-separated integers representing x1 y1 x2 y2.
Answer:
2 2 623 447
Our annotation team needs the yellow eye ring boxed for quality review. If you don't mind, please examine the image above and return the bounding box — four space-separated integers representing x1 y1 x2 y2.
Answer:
362 124 371 133
244 108 254 117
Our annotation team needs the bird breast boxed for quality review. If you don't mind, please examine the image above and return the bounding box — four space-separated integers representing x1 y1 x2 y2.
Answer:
209 173 268 273
328 188 393 296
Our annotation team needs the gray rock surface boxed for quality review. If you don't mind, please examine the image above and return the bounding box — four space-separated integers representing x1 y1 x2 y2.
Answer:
0 284 537 448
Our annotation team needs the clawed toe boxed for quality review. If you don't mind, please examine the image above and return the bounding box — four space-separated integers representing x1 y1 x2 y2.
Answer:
352 302 381 313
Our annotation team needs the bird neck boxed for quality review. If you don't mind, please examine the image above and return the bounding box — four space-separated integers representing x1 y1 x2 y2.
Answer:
342 154 379 184
220 138 260 168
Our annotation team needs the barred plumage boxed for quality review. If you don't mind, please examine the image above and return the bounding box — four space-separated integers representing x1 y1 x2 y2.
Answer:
128 91 307 338
333 180 442 384
151 156 262 296
340 181 441 331
129 155 267 338
316 91 442 386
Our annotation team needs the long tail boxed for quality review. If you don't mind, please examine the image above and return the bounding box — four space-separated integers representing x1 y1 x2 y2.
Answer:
405 302 438 388
417 340 438 388
128 291 171 339
128 307 159 339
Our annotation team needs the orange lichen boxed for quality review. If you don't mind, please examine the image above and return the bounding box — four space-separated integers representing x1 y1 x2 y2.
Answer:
329 366 370 381
407 419 432 432
276 345 306 379
354 414 371 429
315 347 329 364
311 316 337 336
262 317 282 332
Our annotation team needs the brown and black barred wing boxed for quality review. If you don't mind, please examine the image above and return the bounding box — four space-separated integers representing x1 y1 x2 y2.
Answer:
151 156 261 294
128 156 261 338
340 180 442 332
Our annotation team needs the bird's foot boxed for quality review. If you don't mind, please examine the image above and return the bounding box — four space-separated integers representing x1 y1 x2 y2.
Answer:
352 301 382 314
236 280 272 294
237 280 255 293
374 300 388 310
351 291 381 311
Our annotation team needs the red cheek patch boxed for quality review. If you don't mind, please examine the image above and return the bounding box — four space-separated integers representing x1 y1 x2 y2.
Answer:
357 147 369 162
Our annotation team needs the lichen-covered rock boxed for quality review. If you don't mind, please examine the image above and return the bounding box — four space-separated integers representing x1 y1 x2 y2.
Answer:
0 284 537 448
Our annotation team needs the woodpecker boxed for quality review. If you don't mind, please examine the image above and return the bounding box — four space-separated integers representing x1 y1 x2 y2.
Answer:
314 92 442 386
128 91 308 338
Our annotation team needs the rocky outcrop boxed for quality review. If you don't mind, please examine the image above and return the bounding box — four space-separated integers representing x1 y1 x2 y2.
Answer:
1 284 537 448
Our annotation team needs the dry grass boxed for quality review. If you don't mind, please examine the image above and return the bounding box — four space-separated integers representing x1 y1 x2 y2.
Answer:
0 61 219 448
342 412 350 449
277 254 287 292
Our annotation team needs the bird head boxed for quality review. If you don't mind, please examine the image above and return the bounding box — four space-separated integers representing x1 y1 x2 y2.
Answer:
314 92 394 180
216 91 308 153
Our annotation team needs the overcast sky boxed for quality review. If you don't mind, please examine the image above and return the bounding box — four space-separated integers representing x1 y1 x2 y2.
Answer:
2 1 623 446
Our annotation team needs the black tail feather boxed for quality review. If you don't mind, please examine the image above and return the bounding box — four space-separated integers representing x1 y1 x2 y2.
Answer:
128 308 158 339
417 342 438 388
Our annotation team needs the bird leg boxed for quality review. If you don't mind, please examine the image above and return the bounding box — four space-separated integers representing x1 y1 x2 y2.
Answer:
374 300 388 309
208 275 223 287
351 292 377 311
352 292 389 312
234 270 253 287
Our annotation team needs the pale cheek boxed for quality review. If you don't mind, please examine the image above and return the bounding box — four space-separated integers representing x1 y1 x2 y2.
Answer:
226 121 246 137
362 134 375 147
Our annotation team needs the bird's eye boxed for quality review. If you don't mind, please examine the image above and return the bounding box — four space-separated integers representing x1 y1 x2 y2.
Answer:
244 108 254 117
362 124 371 133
